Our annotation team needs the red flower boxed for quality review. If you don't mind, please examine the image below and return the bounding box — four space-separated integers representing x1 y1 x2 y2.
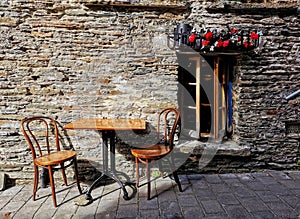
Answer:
243 41 253 48
205 31 213 40
223 40 229 47
216 40 223 47
231 28 238 34
202 40 210 46
250 32 259 40
188 33 196 43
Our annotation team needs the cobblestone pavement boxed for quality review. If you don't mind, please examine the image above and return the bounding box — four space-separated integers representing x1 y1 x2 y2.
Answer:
0 170 299 219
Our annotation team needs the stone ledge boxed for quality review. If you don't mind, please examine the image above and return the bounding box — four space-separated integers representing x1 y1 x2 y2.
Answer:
206 2 298 15
84 2 189 14
177 129 251 157
178 139 251 157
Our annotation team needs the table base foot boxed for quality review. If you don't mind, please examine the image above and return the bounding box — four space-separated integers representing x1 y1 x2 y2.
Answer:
85 193 93 201
85 173 106 201
122 192 130 200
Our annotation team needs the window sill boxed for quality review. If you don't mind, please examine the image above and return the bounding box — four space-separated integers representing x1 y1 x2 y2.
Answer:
178 130 251 157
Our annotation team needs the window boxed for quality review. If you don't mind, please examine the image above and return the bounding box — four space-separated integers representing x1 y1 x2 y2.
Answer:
177 53 236 142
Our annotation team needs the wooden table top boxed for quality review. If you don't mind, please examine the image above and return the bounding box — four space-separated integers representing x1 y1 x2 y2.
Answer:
63 118 146 131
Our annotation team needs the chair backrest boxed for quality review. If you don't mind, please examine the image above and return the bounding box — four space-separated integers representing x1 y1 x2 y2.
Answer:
157 108 181 150
20 116 61 160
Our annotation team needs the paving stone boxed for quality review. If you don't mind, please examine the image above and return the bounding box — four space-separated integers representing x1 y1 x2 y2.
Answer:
234 185 257 198
0 195 14 209
221 178 243 188
194 188 217 201
238 197 269 212
190 178 209 189
295 202 300 215
201 200 225 215
266 201 297 218
102 184 121 199
216 193 240 205
33 196 59 219
181 206 205 218
203 214 229 219
97 198 118 213
118 194 138 206
74 198 100 219
255 175 279 185
243 181 267 191
55 193 78 218
211 183 233 194
13 194 47 219
116 204 138 218
138 209 160 219
0 200 26 218
223 205 252 219
157 187 177 202
267 183 294 196
278 195 299 209
204 175 223 184
254 190 281 203
250 210 276 219
159 201 182 218
53 212 74 219
187 174 205 181
160 211 183 219
177 194 200 208
94 211 117 219
281 180 300 190
139 197 158 210
1 185 24 196
293 189 300 196
12 189 32 202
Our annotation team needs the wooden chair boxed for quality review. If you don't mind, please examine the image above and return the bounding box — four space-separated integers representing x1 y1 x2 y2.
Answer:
131 108 183 200
20 116 82 207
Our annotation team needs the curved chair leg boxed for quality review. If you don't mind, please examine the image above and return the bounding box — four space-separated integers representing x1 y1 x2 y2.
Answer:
73 157 82 194
33 165 39 201
48 166 57 207
135 157 139 188
146 159 151 200
60 163 68 186
170 154 183 192
173 171 183 192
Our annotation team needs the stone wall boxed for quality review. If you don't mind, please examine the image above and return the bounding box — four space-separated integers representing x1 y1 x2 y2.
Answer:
0 0 299 183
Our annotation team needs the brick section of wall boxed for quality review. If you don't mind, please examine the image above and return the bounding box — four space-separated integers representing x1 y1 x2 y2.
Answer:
0 0 299 182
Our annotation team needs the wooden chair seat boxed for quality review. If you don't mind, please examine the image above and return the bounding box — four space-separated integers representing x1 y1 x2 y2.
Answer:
131 144 171 159
35 150 77 166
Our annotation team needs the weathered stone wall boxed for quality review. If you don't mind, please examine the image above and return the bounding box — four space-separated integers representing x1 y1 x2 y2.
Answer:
184 0 300 171
0 0 299 183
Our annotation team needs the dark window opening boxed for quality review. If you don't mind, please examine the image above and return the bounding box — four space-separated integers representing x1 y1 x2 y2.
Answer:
178 54 236 142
